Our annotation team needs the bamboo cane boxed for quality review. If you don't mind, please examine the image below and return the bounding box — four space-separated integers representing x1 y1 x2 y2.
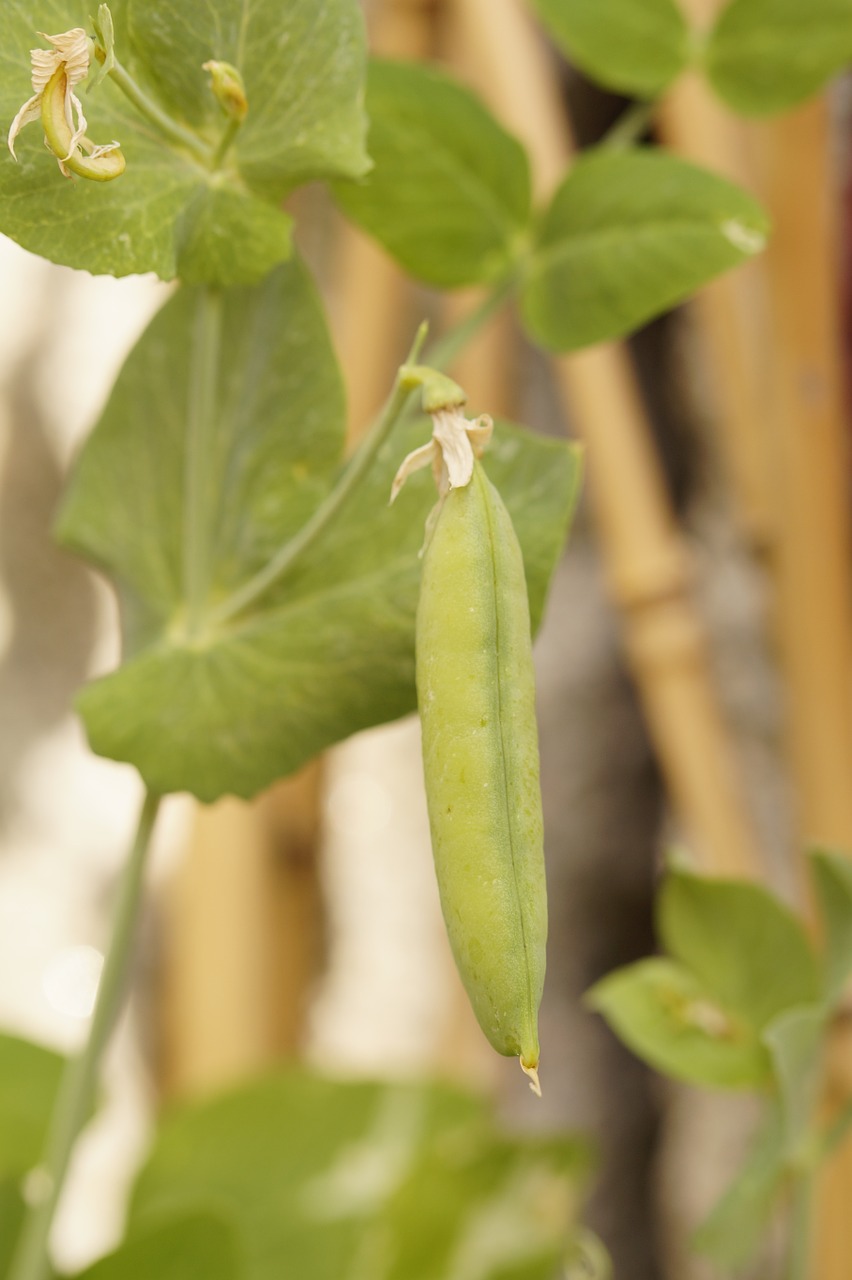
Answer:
158 763 326 1097
160 797 279 1096
449 0 761 880
337 0 438 438
749 100 852 1280
657 50 775 552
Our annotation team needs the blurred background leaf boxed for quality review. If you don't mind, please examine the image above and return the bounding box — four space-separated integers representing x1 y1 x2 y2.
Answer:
529 0 690 98
333 59 532 289
521 149 769 351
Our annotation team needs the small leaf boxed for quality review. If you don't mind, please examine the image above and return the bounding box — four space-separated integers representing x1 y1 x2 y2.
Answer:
810 848 852 1005
763 1006 826 1155
529 0 691 98
659 868 821 1032
693 1102 787 1270
705 0 852 116
333 58 532 289
59 262 580 800
72 1211 241 1280
587 957 773 1090
0 1033 65 1178
521 147 769 351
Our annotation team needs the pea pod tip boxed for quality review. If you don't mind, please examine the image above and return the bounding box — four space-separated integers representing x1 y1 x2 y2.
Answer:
521 1059 542 1098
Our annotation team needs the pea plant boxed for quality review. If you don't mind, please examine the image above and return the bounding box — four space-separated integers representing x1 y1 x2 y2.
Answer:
0 0 849 1278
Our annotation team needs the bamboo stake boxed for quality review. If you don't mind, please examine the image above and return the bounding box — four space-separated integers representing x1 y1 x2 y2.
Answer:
337 0 438 438
749 101 852 1280
657 57 776 551
450 0 761 879
754 102 852 855
160 797 278 1096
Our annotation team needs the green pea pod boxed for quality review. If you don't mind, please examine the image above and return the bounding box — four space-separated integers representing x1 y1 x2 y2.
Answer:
417 460 546 1091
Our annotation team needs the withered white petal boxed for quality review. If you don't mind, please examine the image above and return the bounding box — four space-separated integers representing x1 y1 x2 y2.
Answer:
390 409 494 502
390 441 438 504
7 26 116 176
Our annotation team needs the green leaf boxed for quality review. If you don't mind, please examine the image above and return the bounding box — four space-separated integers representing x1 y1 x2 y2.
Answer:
0 1034 65 1178
705 0 852 116
333 58 532 289
587 957 772 1089
72 1211 241 1280
763 1006 826 1155
174 187 293 288
693 1102 786 1269
0 1178 27 1278
0 0 368 282
125 0 370 199
659 868 821 1033
58 262 580 800
529 0 691 98
521 147 769 351
128 1072 588 1280
810 848 852 1005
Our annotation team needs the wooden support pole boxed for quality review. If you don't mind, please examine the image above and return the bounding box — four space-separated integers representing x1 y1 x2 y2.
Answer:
754 102 852 855
337 0 439 438
450 0 762 879
750 101 852 1280
159 765 324 1098
658 60 775 552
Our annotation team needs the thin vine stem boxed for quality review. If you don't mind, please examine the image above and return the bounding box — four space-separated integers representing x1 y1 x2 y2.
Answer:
212 116 243 170
108 59 212 165
208 273 519 628
208 323 430 626
7 790 162 1280
787 1170 815 1280
601 99 657 150
183 287 224 636
425 272 519 370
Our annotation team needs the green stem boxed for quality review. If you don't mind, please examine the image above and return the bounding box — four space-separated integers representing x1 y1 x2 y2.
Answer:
601 99 656 150
207 272 518 628
7 791 162 1280
108 59 212 164
184 288 224 636
787 1170 814 1280
425 272 519 371
212 117 242 170
208 323 430 627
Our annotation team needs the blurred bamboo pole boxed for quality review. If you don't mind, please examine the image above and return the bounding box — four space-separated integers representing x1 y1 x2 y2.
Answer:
754 101 852 856
449 0 761 879
160 765 325 1097
337 0 438 437
750 101 852 1280
657 38 775 551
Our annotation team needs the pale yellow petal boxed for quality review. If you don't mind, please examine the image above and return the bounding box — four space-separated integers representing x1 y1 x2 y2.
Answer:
432 409 476 490
7 94 42 158
390 441 438 504
37 29 90 88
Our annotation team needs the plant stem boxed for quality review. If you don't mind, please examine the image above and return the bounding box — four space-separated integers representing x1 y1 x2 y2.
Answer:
788 1170 815 1280
212 117 242 170
208 324 430 627
207 272 519 628
424 272 519 371
7 791 162 1280
108 59 212 165
184 287 224 636
601 99 657 150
